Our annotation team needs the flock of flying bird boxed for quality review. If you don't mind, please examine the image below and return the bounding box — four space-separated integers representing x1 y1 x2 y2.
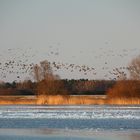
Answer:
0 46 138 81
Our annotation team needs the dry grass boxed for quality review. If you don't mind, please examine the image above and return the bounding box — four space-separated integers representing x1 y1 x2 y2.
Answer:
36 95 107 105
0 96 36 105
0 100 36 105
0 95 140 105
107 98 140 105
37 95 140 105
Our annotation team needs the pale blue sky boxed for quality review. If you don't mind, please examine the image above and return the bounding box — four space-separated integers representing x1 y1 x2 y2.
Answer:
0 0 140 81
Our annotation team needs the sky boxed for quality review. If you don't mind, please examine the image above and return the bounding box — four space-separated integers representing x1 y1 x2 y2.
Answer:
0 0 140 82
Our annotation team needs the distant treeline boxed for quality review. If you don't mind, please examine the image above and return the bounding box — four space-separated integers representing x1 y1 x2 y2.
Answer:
0 79 115 96
61 79 115 95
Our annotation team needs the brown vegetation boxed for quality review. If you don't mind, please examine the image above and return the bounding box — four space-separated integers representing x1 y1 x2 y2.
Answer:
36 79 68 95
107 98 140 105
107 80 140 98
1 55 140 105
32 60 68 96
129 55 140 80
106 55 140 102
35 95 107 105
0 95 140 105
0 96 36 105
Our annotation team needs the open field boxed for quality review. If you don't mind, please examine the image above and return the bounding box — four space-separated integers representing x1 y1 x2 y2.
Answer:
0 95 140 105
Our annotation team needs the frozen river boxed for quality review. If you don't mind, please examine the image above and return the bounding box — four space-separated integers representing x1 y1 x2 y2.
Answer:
0 105 140 140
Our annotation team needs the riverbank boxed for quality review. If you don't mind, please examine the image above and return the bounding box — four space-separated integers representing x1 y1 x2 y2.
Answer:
0 95 140 105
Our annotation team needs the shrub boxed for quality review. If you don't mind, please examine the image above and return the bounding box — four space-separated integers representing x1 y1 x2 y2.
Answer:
107 80 140 98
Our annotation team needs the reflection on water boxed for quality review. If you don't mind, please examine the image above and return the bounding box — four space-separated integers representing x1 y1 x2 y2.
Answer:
0 129 140 140
0 105 139 140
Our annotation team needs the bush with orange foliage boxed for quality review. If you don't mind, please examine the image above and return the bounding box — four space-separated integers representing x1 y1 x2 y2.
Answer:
107 80 140 98
37 79 68 95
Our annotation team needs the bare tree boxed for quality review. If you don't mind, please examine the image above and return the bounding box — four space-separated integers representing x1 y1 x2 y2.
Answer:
40 60 53 80
33 64 41 82
128 55 140 80
32 60 68 96
33 60 53 82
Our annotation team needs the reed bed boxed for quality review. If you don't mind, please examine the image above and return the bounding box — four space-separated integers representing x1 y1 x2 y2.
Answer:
107 98 140 105
0 96 140 105
36 95 107 105
37 95 140 105
0 97 36 105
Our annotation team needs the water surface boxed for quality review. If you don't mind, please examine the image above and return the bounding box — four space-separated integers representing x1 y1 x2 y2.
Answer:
0 105 139 140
